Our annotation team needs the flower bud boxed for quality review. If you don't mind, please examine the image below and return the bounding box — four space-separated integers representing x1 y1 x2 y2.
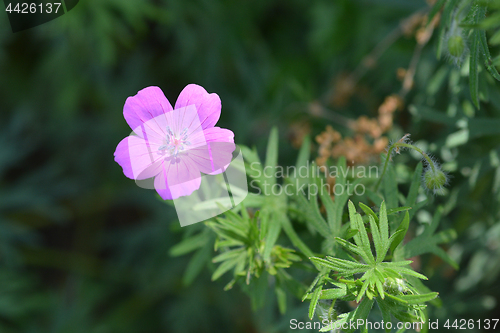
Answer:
423 168 448 195
383 277 407 294
447 35 465 58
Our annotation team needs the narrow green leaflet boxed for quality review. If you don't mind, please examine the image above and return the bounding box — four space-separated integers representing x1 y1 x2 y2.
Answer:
427 0 446 27
281 215 315 258
390 292 439 305
331 157 352 235
480 29 500 81
275 285 287 314
212 251 246 281
169 231 210 256
295 135 311 170
378 202 389 253
262 213 282 263
369 215 384 262
212 248 245 263
294 193 331 238
387 206 411 215
390 210 410 252
306 200 438 327
264 126 279 188
359 202 379 224
310 257 368 275
309 283 323 319
183 241 213 286
383 164 398 209
469 3 486 109
353 212 376 264
396 207 458 268
320 298 374 333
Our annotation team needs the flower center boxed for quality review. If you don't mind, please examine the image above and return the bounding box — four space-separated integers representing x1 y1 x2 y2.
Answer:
158 126 190 157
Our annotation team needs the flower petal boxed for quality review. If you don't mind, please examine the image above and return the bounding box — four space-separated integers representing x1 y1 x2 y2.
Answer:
114 135 164 180
154 156 202 200
124 86 173 139
174 84 221 130
204 127 234 143
186 127 235 175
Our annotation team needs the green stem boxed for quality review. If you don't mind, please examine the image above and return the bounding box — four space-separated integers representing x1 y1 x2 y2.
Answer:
374 142 434 191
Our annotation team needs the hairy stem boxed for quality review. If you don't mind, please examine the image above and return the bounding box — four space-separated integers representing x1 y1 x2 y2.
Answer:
374 142 435 191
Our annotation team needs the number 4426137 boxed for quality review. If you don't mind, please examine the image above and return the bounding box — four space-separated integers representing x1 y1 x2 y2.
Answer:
444 318 498 330
6 3 61 14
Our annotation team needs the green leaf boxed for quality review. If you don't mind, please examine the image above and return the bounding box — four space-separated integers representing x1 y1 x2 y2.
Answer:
183 241 212 286
249 271 269 310
206 221 247 245
331 156 350 234
320 298 374 332
387 206 411 215
392 266 428 280
468 118 500 138
427 0 446 27
348 201 373 260
480 29 500 81
303 285 347 299
240 145 261 165
383 164 398 209
379 202 389 250
344 228 359 239
241 146 266 188
359 202 379 224
262 213 282 263
295 193 331 239
352 212 376 264
335 237 365 257
318 285 347 299
309 283 323 319
397 206 458 269
326 256 369 270
275 285 287 314
369 215 384 262
169 231 210 256
366 188 383 207
405 275 442 307
357 274 372 302
302 271 325 301
212 248 245 263
319 184 336 233
264 126 279 187
390 210 410 252
409 105 457 125
379 260 413 267
397 292 439 304
295 135 311 169
213 215 248 239
378 297 420 323
469 4 486 109
279 270 307 299
281 216 315 259
377 298 392 333
211 251 246 281
310 257 368 275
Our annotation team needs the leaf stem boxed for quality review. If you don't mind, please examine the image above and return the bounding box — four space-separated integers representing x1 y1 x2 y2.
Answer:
374 142 435 191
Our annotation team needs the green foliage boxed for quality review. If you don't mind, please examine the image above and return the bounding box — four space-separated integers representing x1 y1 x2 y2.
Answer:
171 130 459 331
3 0 500 332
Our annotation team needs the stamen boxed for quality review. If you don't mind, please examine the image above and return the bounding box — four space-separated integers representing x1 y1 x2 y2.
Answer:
158 127 190 158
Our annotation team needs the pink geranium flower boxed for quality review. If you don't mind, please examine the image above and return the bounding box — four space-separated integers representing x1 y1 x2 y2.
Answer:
114 84 235 200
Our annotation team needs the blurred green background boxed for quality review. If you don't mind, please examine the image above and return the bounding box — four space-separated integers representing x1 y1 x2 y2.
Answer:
1 0 500 332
